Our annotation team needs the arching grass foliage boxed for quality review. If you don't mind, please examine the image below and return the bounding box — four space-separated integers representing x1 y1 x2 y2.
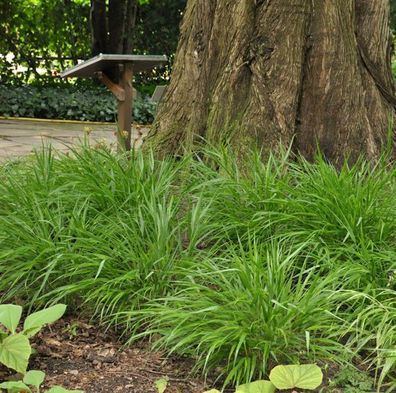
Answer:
0 144 395 390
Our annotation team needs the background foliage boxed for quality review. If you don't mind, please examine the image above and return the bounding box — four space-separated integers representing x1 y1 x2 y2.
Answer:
0 0 90 85
0 0 186 87
391 0 396 33
0 0 185 122
0 85 156 124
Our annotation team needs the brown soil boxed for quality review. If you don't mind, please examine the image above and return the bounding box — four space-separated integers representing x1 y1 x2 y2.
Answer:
0 317 381 393
0 318 207 393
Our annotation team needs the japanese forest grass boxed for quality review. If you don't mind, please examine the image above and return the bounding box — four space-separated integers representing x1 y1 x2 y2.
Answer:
0 145 395 388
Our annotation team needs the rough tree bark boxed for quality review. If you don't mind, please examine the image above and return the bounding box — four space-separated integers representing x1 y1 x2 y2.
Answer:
146 0 396 165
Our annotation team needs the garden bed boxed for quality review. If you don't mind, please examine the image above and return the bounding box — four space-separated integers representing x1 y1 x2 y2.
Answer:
0 317 205 393
0 315 378 392
0 146 395 392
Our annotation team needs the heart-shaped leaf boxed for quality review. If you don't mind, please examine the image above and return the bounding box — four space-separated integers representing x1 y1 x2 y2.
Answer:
0 381 31 392
0 333 31 373
24 370 46 390
23 304 66 337
0 304 22 334
269 364 323 390
155 377 169 393
235 380 276 393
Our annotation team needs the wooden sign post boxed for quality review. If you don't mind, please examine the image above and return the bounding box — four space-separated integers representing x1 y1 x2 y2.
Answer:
61 54 167 150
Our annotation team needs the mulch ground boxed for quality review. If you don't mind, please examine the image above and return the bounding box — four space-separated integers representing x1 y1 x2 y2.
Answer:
0 317 208 393
0 317 379 393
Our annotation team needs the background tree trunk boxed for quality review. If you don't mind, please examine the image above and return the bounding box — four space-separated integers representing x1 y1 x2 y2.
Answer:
90 0 138 81
146 0 396 165
90 0 108 55
123 0 138 54
90 0 137 55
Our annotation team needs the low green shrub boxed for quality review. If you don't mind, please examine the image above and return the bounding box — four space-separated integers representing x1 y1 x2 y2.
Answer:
328 366 375 393
0 85 156 124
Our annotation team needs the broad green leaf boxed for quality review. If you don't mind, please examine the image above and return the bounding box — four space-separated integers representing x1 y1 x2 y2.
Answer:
0 304 22 334
203 390 221 393
23 304 66 337
0 381 31 392
24 370 46 390
269 364 323 390
0 334 31 373
155 377 168 393
235 380 276 393
46 387 84 393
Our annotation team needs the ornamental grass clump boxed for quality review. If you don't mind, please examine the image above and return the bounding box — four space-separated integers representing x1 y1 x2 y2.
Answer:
0 144 395 389
130 240 364 386
0 146 188 326
189 147 396 291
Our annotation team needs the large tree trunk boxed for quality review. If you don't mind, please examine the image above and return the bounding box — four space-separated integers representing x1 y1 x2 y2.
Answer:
146 0 396 165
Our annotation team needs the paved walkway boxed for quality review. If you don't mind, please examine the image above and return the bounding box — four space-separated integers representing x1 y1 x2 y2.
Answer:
0 118 149 162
